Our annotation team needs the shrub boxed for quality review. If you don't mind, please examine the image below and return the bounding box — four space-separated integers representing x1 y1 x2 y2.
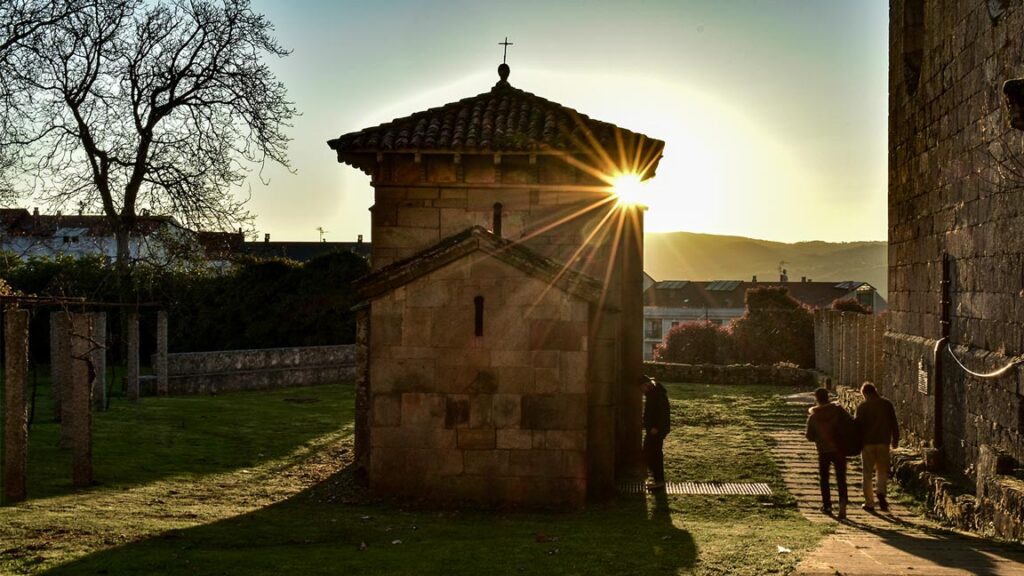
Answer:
654 321 732 364
730 286 814 368
831 297 871 314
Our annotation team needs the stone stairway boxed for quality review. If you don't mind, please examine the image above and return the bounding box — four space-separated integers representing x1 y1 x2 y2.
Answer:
766 392 1024 575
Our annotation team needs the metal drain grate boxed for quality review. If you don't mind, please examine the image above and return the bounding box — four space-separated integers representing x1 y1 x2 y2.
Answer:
617 481 773 496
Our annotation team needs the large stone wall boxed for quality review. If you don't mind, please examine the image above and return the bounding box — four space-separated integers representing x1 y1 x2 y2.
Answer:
367 256 590 507
159 345 355 395
889 1 1024 475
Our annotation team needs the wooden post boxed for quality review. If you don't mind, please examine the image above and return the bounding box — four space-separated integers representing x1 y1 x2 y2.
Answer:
91 312 107 412
155 311 168 396
69 313 93 487
2 307 30 504
49 312 69 422
126 311 140 402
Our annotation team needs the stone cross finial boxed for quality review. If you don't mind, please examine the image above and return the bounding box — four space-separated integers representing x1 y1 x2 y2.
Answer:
499 37 513 64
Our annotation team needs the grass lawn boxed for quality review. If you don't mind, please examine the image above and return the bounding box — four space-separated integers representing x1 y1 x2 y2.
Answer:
1 381 826 575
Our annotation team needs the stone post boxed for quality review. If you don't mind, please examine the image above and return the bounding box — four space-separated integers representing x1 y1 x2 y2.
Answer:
69 313 93 487
155 310 168 396
126 311 140 402
3 307 30 505
354 307 369 471
49 311 70 422
91 312 107 411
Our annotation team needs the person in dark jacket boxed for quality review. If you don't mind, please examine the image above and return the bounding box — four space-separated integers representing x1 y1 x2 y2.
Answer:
640 375 671 491
806 387 850 519
855 382 899 512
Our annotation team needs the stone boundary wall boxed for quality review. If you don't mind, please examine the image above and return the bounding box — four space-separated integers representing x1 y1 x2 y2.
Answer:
813 310 886 389
643 361 818 388
154 345 355 395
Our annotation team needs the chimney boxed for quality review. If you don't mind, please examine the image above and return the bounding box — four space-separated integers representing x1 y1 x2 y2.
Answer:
752 275 757 283
780 269 788 282
264 233 270 243
801 276 806 283
357 234 363 244
32 207 39 217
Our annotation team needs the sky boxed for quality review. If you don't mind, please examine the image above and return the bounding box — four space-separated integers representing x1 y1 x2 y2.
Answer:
245 0 888 244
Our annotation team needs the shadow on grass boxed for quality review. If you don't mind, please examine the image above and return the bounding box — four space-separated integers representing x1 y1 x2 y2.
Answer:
23 383 354 500
41 466 697 576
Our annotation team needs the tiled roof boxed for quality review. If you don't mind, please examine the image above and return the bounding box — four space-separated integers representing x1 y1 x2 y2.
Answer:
0 209 177 237
328 72 664 157
243 241 371 262
644 280 877 310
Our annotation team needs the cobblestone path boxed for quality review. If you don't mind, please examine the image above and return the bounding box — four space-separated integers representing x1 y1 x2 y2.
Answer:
767 392 1024 576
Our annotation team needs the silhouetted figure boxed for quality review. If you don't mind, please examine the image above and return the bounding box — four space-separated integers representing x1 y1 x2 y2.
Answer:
855 381 899 512
806 387 850 519
640 375 671 491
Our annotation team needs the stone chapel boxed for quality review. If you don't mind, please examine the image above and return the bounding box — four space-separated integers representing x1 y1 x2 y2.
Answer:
328 63 664 507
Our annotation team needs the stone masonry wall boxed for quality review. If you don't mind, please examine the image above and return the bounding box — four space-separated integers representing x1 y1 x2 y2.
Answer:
158 345 355 395
642 361 818 388
889 0 1024 475
367 256 590 507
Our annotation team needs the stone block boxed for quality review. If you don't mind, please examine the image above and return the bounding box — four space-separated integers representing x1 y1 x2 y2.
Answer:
509 449 566 477
529 320 586 351
445 396 470 428
375 226 439 249
496 429 533 450
463 449 509 475
406 280 449 308
372 358 435 393
498 366 534 394
561 352 588 394
371 314 403 348
469 394 493 428
491 350 533 368
533 367 561 394
520 394 587 430
372 394 402 427
491 394 521 428
457 428 496 450
543 430 586 451
397 206 440 228
401 392 446 428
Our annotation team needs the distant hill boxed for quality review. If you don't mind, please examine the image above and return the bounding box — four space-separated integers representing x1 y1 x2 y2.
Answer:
644 232 888 298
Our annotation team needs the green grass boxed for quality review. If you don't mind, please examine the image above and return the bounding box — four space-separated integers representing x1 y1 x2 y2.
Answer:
1 382 825 575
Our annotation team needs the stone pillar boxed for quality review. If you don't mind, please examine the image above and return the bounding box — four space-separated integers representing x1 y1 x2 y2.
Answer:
3 308 30 505
126 311 140 402
155 310 168 396
49 312 70 422
91 312 107 411
68 313 93 487
616 204 645 477
354 307 370 471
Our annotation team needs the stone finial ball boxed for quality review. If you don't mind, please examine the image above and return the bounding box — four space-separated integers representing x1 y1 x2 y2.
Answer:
498 63 510 82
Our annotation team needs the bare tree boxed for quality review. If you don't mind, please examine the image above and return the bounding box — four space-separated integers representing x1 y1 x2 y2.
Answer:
0 0 295 268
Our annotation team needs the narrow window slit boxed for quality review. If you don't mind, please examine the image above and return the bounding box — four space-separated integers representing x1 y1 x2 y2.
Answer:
474 296 484 337
493 202 503 237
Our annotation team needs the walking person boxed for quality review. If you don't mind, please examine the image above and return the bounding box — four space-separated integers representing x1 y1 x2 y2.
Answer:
805 387 851 519
640 375 671 492
855 382 900 512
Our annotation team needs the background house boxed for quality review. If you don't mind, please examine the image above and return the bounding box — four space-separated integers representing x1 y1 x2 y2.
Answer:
642 275 887 360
